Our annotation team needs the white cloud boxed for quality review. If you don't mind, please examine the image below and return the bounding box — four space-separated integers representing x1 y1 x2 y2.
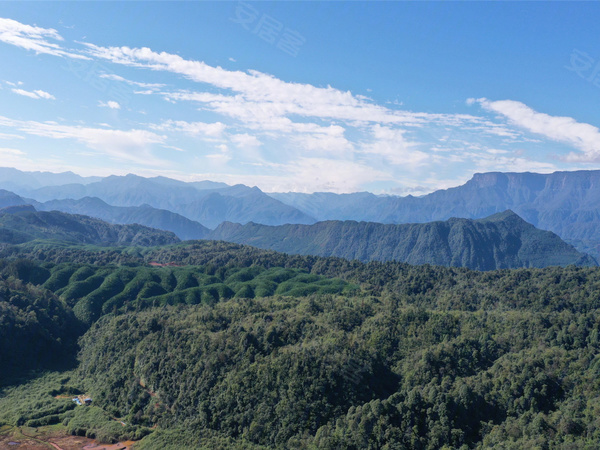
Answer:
473 98 600 162
11 88 38 99
34 89 55 99
0 115 166 165
230 133 261 148
0 147 30 167
291 131 352 153
283 157 391 193
99 73 164 90
205 143 231 165
151 120 226 138
0 132 24 140
82 43 479 130
474 154 557 173
361 124 427 166
185 157 391 193
0 147 25 156
11 88 55 100
99 100 121 109
0 17 88 59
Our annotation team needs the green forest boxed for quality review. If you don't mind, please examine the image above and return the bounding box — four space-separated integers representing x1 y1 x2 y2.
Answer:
2 239 600 448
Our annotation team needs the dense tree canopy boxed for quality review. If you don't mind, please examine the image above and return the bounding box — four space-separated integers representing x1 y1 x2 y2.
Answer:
2 240 600 448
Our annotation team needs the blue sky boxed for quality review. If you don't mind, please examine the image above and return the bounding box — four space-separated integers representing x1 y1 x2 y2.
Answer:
1 2 600 194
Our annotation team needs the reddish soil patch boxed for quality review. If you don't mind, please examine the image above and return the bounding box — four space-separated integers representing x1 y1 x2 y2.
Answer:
149 262 182 267
0 430 90 449
0 428 137 450
82 440 136 450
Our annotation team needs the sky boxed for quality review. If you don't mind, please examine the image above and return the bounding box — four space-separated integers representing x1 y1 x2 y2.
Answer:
1 1 600 195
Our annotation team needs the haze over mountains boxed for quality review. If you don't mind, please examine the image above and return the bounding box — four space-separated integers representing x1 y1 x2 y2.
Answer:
2 167 600 266
10 173 315 228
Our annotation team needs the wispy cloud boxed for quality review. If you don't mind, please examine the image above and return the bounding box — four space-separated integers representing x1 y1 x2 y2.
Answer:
12 88 55 100
205 143 232 165
472 98 600 162
0 115 167 165
361 124 427 166
474 154 557 173
0 147 25 156
151 120 226 139
230 133 261 149
82 43 479 129
0 133 25 140
0 17 88 59
186 157 391 193
99 73 164 90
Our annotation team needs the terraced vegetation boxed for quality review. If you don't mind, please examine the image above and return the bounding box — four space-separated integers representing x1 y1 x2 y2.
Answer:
3 239 600 448
36 262 357 325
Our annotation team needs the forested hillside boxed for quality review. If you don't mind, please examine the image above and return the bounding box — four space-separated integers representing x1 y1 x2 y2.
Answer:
0 207 179 246
2 239 600 448
209 211 596 270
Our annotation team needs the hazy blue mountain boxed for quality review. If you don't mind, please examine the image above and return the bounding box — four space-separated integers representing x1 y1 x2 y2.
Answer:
23 174 315 227
209 211 595 270
176 187 316 228
0 207 179 246
0 189 29 208
26 174 202 208
268 191 381 222
0 167 100 193
39 197 210 240
189 180 229 190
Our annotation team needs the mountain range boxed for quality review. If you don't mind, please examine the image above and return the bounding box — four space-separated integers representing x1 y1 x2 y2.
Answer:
270 171 600 245
7 173 315 228
2 167 600 265
210 211 595 270
0 204 592 270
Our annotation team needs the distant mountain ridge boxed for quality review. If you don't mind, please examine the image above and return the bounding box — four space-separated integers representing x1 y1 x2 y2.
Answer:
10 172 316 228
38 197 211 240
209 211 596 270
4 167 600 260
0 189 210 241
0 167 100 192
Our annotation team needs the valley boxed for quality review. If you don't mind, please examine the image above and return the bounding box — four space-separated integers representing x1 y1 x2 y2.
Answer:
2 2 600 447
